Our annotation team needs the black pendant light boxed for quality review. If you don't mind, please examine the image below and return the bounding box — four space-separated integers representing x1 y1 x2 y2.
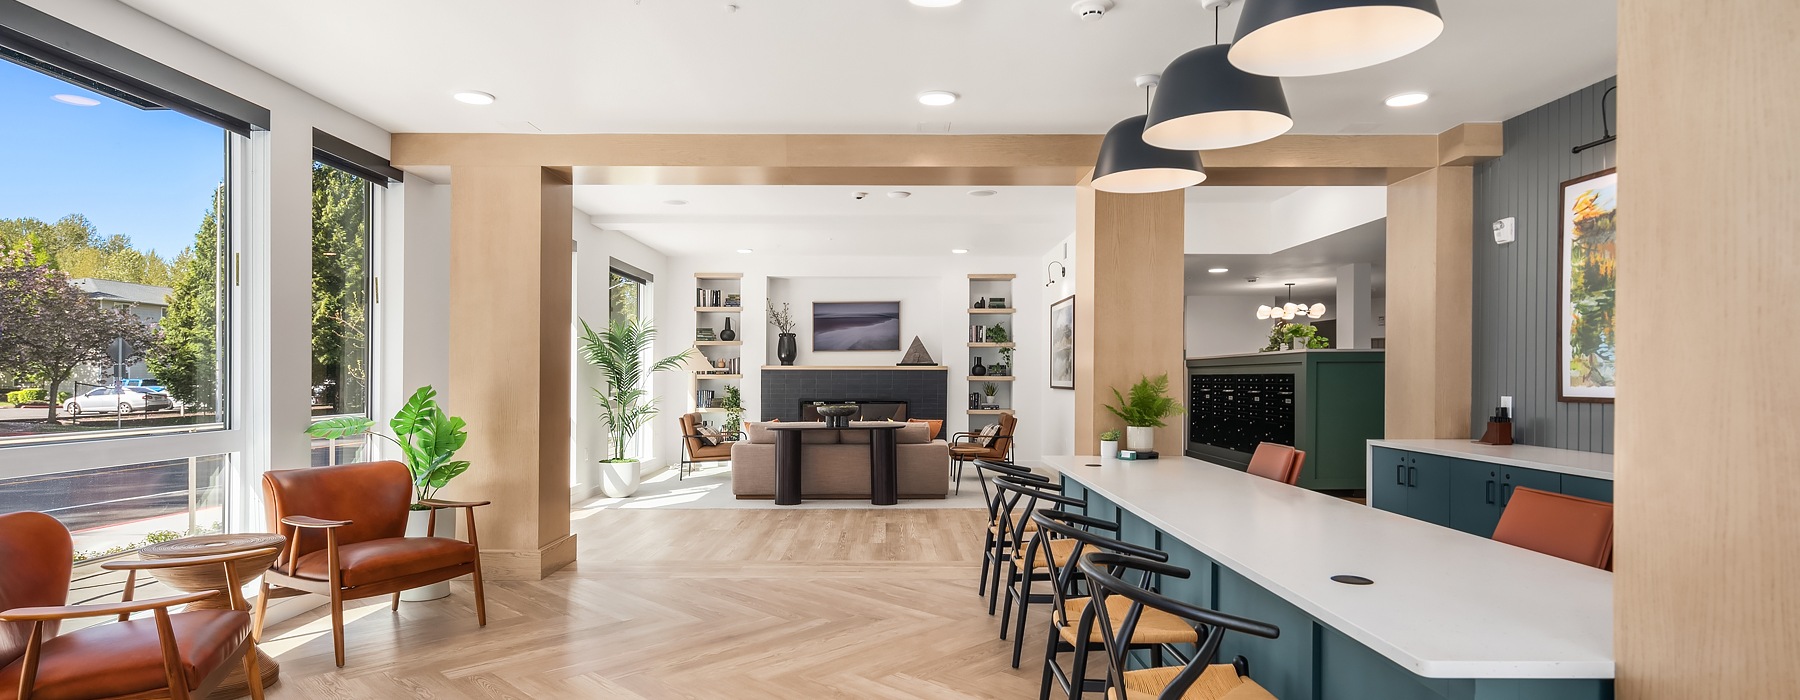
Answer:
1229 0 1444 78
1144 4 1292 151
1092 76 1207 194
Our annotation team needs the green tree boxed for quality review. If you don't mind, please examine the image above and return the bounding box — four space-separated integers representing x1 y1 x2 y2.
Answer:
146 190 223 408
311 163 370 413
0 259 157 420
0 215 176 285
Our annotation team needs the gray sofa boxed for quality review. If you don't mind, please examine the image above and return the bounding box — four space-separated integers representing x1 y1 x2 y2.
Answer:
731 421 950 499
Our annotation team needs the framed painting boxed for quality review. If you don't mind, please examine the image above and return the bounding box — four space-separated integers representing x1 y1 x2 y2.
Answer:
1049 294 1075 390
812 301 901 351
1558 168 1617 402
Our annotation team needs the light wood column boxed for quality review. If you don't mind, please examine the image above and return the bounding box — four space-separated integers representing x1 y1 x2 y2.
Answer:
1616 2 1800 696
445 166 576 580
1383 167 1473 439
1074 183 1187 454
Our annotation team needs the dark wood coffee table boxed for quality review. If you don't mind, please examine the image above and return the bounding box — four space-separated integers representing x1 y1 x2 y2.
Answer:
765 423 906 505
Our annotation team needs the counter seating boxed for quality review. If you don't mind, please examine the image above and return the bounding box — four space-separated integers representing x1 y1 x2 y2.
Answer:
1492 487 1614 569
1245 442 1304 485
1079 552 1281 700
973 460 1056 602
730 421 949 499
994 477 1119 668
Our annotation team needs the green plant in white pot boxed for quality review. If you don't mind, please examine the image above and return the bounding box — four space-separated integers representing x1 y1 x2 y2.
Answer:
306 385 468 600
1099 429 1122 459
579 317 690 497
1105 374 1186 452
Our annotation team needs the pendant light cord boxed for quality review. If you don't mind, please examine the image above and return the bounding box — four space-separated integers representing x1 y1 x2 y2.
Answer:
1214 5 1221 45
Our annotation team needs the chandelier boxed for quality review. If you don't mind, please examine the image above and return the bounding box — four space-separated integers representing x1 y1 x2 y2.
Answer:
1257 283 1325 321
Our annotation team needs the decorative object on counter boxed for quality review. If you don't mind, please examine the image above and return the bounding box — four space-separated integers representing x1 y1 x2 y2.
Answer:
975 296 987 309
1049 294 1075 389
1116 449 1161 460
768 300 798 365
971 355 987 376
1100 429 1121 459
579 318 691 497
1257 282 1325 321
898 336 937 366
1106 373 1186 451
1558 168 1617 403
1478 397 1515 446
815 403 857 428
1262 322 1329 352
719 318 736 341
813 301 901 351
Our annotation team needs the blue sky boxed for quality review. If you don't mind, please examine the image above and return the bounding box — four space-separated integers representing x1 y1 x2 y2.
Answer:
0 58 225 259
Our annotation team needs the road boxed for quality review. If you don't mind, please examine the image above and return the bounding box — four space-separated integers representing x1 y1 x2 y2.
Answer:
0 459 220 533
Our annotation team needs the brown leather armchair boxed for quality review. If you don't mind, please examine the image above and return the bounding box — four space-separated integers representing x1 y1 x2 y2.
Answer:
949 413 1017 494
677 412 737 479
0 511 269 700
256 461 488 668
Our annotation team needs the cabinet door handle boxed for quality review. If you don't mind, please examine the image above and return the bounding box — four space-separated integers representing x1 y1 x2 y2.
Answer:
1501 483 1514 506
1396 464 1406 486
1485 480 1496 505
1407 466 1417 487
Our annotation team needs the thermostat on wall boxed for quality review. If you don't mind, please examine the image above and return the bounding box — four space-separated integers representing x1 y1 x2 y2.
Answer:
1493 217 1516 244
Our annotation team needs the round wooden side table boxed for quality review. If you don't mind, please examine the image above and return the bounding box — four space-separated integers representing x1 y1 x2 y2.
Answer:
140 533 287 699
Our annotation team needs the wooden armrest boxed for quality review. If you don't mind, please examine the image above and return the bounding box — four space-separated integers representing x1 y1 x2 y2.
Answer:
0 591 218 622
417 498 490 509
102 547 282 571
282 515 351 528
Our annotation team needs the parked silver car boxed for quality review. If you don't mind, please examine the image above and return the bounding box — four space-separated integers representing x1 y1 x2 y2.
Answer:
64 386 173 415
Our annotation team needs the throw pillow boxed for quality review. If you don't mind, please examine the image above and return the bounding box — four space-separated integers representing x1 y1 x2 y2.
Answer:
977 422 1002 448
908 418 944 441
697 426 724 446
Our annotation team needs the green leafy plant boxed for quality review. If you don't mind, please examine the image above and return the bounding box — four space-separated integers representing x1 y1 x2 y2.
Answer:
721 384 744 435
6 388 44 404
997 346 1014 375
579 318 690 463
1105 374 1186 428
1100 430 1121 442
983 382 998 398
984 324 1011 344
307 385 469 507
1262 322 1329 352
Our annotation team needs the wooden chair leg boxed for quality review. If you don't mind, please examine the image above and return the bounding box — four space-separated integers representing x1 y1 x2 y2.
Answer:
329 590 346 668
252 581 271 641
471 562 488 627
391 592 401 612
243 642 266 700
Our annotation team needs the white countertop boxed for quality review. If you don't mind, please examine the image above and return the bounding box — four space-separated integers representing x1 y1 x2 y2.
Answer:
1368 439 1615 480
1041 454 1614 680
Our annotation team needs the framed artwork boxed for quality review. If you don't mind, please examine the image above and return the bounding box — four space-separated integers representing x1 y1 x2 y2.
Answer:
1049 294 1075 390
1558 168 1617 403
812 301 901 351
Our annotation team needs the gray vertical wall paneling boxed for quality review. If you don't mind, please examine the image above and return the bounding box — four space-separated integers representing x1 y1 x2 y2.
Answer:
1471 76 1616 453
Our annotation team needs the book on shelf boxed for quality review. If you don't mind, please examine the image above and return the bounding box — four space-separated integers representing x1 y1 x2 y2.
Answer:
696 328 717 341
695 389 716 409
724 293 741 307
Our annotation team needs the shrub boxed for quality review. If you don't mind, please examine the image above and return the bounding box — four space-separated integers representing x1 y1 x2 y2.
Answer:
6 388 45 404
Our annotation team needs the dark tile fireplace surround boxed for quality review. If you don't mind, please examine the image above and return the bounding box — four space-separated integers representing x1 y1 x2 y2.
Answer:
760 368 949 422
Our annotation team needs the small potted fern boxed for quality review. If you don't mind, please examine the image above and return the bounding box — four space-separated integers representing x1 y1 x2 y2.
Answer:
1099 430 1121 459
1105 374 1186 451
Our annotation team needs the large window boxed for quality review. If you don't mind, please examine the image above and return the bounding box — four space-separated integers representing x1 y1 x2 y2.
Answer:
611 268 644 326
307 160 376 465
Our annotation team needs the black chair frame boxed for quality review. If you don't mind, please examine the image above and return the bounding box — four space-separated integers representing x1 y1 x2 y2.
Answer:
1032 511 1178 700
677 427 742 480
949 425 1016 493
975 460 1057 600
995 477 1117 667
1080 552 1281 700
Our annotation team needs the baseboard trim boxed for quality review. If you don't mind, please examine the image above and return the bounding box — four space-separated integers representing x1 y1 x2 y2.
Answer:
479 534 578 581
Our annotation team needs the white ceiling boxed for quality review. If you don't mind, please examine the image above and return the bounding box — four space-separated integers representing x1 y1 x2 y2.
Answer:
1185 218 1386 300
578 185 1074 257
120 0 1616 136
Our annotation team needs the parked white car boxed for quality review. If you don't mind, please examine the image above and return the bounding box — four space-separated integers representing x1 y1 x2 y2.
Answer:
63 386 173 415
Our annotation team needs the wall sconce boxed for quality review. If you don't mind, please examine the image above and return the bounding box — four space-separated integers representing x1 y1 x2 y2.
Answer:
1046 260 1067 287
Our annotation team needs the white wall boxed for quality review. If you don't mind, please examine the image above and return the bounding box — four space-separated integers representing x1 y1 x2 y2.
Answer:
1040 235 1077 459
571 225 670 500
1184 296 1281 358
378 178 451 425
656 252 1048 464
1186 187 1386 255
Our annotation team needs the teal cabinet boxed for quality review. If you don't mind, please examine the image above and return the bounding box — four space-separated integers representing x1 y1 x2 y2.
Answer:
1561 475 1614 503
1449 460 1503 537
1187 351 1385 491
1500 466 1561 508
1371 447 1410 516
1370 448 1451 528
1374 447 1614 538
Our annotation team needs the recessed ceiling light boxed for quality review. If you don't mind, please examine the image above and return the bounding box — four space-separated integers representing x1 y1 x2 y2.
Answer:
663 199 688 206
910 0 962 6
951 249 970 254
52 94 99 107
736 248 754 254
917 90 958 106
1384 92 1429 107
968 189 998 197
1208 267 1229 273
888 191 912 199
453 91 496 105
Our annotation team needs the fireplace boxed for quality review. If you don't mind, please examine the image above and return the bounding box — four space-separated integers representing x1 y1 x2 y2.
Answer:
800 401 908 422
761 367 948 422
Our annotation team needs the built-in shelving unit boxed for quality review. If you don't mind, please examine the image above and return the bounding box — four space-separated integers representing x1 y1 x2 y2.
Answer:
966 274 1016 422
692 273 744 425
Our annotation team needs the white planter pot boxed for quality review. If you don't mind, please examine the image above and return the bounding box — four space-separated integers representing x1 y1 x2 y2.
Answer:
401 508 455 602
601 459 642 498
1099 440 1120 459
1125 426 1156 451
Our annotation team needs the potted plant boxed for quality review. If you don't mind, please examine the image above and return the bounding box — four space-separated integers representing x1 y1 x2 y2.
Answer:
721 384 744 437
997 346 1014 377
1262 322 1330 352
579 317 691 497
1105 374 1186 451
983 382 998 408
306 385 468 600
768 301 798 366
1099 430 1121 459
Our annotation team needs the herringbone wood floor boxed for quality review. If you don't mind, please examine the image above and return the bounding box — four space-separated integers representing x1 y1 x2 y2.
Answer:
261 509 1046 699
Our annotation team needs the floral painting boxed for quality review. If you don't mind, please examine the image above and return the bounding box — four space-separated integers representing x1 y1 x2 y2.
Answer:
1559 169 1617 402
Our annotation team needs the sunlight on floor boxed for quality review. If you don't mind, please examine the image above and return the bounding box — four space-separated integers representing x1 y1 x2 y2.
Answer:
261 602 387 658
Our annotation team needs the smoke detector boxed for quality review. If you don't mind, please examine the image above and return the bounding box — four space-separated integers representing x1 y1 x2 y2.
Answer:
1199 0 1231 10
1072 0 1113 21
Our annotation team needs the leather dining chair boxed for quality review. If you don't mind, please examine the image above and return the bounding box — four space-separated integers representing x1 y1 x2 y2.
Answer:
1244 442 1302 485
256 461 489 668
0 512 270 700
1492 487 1614 569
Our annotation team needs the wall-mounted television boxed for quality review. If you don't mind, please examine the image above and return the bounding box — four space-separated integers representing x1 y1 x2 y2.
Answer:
812 301 901 351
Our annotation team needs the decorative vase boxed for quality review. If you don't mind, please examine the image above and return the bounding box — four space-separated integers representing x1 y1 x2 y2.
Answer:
1126 426 1155 451
777 333 798 365
402 508 456 601
975 297 987 309
971 356 986 376
719 318 736 341
601 459 641 498
1100 440 1120 459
